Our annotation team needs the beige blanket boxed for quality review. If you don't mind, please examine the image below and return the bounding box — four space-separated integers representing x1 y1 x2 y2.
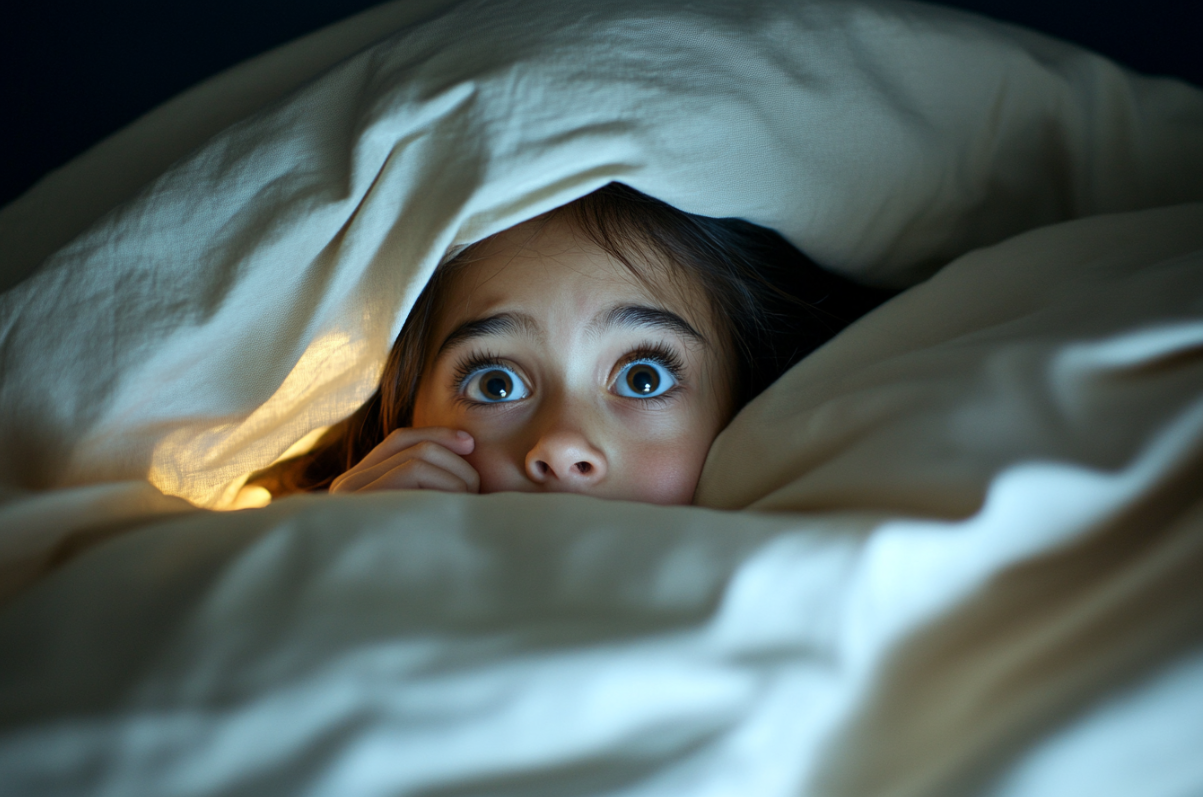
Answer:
1 1 1202 794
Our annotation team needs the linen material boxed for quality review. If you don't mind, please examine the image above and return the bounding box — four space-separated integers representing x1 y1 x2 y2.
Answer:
1 1 1203 794
2 204 1202 795
2 0 1202 508
698 204 1203 516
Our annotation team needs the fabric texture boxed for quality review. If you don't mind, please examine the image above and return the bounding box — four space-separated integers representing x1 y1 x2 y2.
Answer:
1 0 1202 795
2 0 1202 510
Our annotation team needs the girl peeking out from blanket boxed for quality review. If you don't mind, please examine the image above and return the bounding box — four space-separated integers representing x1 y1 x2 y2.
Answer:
254 183 890 504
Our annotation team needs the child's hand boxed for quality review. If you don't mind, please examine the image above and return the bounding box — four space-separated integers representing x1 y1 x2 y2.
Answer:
329 427 480 494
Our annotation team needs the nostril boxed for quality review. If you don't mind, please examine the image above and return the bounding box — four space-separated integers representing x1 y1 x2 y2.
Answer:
527 448 604 484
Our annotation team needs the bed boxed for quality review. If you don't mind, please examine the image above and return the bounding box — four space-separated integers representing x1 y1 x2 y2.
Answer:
1 0 1202 794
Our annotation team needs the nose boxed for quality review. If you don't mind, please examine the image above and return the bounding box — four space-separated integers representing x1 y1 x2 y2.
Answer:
525 428 608 489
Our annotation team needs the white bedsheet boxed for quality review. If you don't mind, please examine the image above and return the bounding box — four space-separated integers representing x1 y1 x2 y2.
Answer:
1 1 1202 794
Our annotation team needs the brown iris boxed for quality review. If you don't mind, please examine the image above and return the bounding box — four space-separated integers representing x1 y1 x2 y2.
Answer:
625 364 660 395
481 369 513 400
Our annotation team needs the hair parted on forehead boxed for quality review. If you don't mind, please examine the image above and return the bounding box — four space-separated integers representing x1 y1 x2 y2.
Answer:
251 182 894 496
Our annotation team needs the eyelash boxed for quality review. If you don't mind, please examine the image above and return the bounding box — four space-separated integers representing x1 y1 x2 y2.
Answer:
623 341 684 372
448 341 687 407
618 341 687 406
450 349 512 408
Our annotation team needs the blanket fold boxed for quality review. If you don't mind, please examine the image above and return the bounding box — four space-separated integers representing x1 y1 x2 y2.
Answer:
2 1 1202 795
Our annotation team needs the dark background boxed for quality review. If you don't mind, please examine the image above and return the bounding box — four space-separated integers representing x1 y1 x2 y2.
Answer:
3 0 1201 211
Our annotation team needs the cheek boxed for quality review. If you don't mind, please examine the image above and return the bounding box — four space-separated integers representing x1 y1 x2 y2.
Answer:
464 445 524 493
458 420 536 494
410 383 442 428
616 434 712 505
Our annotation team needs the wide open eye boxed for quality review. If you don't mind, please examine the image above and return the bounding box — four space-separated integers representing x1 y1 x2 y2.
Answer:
614 360 677 398
462 366 529 403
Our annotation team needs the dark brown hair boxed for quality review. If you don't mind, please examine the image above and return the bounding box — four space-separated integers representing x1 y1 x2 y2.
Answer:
251 183 893 496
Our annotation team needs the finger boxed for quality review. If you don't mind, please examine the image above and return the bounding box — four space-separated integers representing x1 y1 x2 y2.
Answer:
333 427 473 489
332 439 480 494
334 440 480 494
394 440 481 493
362 458 473 494
357 427 474 471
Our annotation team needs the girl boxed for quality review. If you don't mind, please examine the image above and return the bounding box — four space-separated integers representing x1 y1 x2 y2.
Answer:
254 184 891 504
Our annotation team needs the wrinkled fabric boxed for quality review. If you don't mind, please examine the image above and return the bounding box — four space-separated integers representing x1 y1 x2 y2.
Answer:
2 0 1201 509
1 0 1203 795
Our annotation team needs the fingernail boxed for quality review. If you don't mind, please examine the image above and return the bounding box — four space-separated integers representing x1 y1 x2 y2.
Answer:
456 430 472 442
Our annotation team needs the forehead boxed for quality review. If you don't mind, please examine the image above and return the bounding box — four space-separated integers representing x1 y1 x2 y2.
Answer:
433 213 712 335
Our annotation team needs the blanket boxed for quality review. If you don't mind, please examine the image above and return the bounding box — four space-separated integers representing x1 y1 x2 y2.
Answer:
1 0 1202 794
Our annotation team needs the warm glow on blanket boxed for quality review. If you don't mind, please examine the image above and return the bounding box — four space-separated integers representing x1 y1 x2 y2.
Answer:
148 329 373 509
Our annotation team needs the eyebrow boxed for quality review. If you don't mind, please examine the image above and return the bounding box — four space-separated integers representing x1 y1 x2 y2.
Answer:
435 303 706 357
591 304 708 345
436 312 541 356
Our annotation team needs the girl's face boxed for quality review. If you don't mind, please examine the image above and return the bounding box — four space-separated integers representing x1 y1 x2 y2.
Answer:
411 213 734 504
